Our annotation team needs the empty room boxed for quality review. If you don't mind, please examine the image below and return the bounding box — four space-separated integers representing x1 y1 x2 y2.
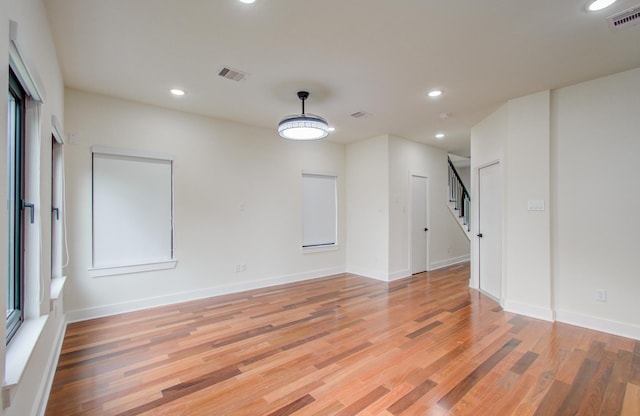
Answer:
1 0 640 415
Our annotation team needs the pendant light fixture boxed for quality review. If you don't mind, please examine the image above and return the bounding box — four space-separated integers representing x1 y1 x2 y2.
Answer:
278 91 330 140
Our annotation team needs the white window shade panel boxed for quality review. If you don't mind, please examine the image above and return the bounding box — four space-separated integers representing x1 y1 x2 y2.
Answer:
302 174 337 247
93 152 173 268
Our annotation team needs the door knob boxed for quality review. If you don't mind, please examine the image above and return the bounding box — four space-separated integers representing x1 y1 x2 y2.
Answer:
477 233 483 238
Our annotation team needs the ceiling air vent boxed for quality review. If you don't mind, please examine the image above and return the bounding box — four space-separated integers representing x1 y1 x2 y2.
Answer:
217 67 248 82
608 5 640 29
350 111 371 119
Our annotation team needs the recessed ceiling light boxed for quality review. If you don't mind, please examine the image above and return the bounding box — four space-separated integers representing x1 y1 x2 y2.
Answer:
427 90 443 98
238 0 256 4
435 133 445 139
170 88 185 96
587 0 617 11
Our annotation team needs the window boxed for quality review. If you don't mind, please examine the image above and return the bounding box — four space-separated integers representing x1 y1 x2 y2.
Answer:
7 69 26 342
301 173 337 248
91 148 175 276
51 135 63 279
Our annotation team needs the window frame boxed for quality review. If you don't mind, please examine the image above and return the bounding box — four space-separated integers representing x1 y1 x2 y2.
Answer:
51 134 63 279
7 68 26 343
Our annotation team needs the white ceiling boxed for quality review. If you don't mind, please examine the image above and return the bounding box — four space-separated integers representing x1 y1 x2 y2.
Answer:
44 0 640 156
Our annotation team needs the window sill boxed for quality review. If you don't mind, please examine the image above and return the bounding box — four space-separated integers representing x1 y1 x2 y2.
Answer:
302 244 340 254
89 259 177 278
3 315 48 408
50 276 67 316
50 276 66 300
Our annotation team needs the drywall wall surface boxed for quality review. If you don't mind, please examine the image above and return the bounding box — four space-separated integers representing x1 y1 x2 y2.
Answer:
504 90 552 320
63 89 347 316
552 67 640 336
345 135 390 280
388 136 469 277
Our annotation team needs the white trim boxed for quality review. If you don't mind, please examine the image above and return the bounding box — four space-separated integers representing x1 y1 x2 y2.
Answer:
555 309 640 341
301 169 337 177
3 316 49 408
389 269 411 281
430 254 470 271
51 115 65 144
89 259 177 278
34 317 66 416
67 266 346 323
50 276 66 301
50 276 67 313
302 244 340 254
91 146 173 161
346 266 389 282
503 300 554 322
9 21 44 102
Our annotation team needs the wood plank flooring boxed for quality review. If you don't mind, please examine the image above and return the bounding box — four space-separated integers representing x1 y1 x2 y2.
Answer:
46 263 640 415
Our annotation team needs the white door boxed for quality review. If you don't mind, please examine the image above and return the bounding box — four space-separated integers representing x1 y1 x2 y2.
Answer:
478 163 501 300
411 175 428 274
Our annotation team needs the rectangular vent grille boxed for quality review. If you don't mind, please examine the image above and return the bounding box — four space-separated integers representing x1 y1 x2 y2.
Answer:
218 67 248 82
350 111 371 119
609 6 640 29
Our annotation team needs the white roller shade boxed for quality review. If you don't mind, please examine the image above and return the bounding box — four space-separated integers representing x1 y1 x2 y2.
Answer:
302 174 337 247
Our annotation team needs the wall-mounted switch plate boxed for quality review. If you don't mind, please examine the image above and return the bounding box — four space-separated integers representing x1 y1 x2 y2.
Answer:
527 200 545 211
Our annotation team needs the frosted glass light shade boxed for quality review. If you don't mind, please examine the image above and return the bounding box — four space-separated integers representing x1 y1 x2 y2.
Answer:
278 114 329 140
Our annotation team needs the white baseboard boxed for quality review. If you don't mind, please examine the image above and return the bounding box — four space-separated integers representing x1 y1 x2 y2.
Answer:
429 254 470 271
503 300 554 322
555 309 640 341
388 269 411 281
66 266 346 323
36 317 66 416
346 266 389 282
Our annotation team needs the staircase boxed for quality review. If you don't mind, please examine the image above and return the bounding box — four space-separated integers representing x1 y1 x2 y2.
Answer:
448 156 471 240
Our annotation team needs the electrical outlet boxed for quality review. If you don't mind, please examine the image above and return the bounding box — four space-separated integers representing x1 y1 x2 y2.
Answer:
595 289 607 302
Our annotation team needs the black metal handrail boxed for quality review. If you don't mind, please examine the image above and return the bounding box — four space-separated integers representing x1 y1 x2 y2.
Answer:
448 157 470 232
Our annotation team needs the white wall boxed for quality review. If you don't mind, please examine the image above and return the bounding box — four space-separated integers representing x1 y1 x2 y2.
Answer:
346 134 469 281
471 67 640 340
552 67 640 338
64 89 347 319
346 135 389 280
388 135 469 277
504 91 552 320
471 93 554 321
2 0 67 414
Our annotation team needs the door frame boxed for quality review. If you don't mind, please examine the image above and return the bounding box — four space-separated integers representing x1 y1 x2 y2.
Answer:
475 160 504 303
409 173 430 274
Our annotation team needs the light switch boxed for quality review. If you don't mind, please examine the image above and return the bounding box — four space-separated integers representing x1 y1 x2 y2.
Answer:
527 200 545 211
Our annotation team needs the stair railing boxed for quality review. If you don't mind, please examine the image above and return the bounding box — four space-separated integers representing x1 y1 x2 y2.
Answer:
448 157 470 231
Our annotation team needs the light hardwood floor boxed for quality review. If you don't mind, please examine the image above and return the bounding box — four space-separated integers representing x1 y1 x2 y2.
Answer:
46 263 640 415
